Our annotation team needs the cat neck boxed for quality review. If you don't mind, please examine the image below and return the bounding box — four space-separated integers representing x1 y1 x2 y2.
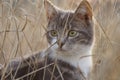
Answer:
48 49 92 77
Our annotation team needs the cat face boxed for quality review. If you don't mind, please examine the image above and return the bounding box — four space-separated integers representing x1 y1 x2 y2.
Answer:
45 0 94 56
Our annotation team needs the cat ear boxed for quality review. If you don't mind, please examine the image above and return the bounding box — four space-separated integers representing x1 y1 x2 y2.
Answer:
44 0 57 20
74 0 93 20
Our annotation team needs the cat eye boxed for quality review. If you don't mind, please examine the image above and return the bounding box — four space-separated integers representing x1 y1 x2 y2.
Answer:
50 30 58 37
68 30 78 37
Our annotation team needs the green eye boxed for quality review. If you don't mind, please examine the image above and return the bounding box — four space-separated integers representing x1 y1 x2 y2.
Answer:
69 30 77 37
50 30 58 37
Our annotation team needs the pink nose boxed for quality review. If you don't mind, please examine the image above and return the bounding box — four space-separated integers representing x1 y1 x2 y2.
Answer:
57 39 65 49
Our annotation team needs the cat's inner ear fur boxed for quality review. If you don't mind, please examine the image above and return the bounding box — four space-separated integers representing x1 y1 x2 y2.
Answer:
74 0 93 20
44 0 57 20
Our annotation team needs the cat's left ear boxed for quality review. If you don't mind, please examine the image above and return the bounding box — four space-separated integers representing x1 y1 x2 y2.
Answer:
44 0 57 20
74 0 93 20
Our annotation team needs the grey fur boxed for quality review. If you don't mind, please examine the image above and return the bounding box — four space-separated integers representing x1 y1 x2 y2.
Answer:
0 0 94 80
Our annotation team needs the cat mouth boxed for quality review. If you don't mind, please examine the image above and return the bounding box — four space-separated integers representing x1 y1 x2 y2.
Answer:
57 48 66 52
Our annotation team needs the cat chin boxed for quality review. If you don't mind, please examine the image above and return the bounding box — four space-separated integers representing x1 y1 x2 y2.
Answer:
47 42 93 77
48 45 92 77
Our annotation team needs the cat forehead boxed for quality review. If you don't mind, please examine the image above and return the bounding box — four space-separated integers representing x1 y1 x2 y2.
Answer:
47 11 72 28
48 12 86 30
59 10 74 19
59 11 68 19
48 10 93 32
56 11 73 21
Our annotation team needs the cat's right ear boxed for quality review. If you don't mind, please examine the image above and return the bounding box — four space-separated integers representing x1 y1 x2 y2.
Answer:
74 0 93 20
44 0 57 20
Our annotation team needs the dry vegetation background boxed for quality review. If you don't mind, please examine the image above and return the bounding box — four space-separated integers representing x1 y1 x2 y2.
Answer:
0 0 120 80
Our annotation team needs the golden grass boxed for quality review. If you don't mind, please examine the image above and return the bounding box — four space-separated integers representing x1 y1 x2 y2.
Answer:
0 0 120 80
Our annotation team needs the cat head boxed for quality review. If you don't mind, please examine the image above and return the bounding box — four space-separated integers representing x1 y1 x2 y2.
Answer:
44 0 94 56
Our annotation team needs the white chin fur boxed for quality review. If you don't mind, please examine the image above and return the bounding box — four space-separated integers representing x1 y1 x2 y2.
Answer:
49 44 93 77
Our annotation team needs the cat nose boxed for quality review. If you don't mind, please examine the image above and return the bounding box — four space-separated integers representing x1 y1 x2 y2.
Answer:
57 39 65 49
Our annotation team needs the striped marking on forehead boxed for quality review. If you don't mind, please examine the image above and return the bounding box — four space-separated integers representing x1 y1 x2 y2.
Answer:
60 13 66 19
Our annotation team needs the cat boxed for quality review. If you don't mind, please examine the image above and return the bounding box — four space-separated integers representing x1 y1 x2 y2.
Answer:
0 0 94 80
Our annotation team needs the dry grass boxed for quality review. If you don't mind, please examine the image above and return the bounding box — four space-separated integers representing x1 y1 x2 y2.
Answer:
0 0 120 80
